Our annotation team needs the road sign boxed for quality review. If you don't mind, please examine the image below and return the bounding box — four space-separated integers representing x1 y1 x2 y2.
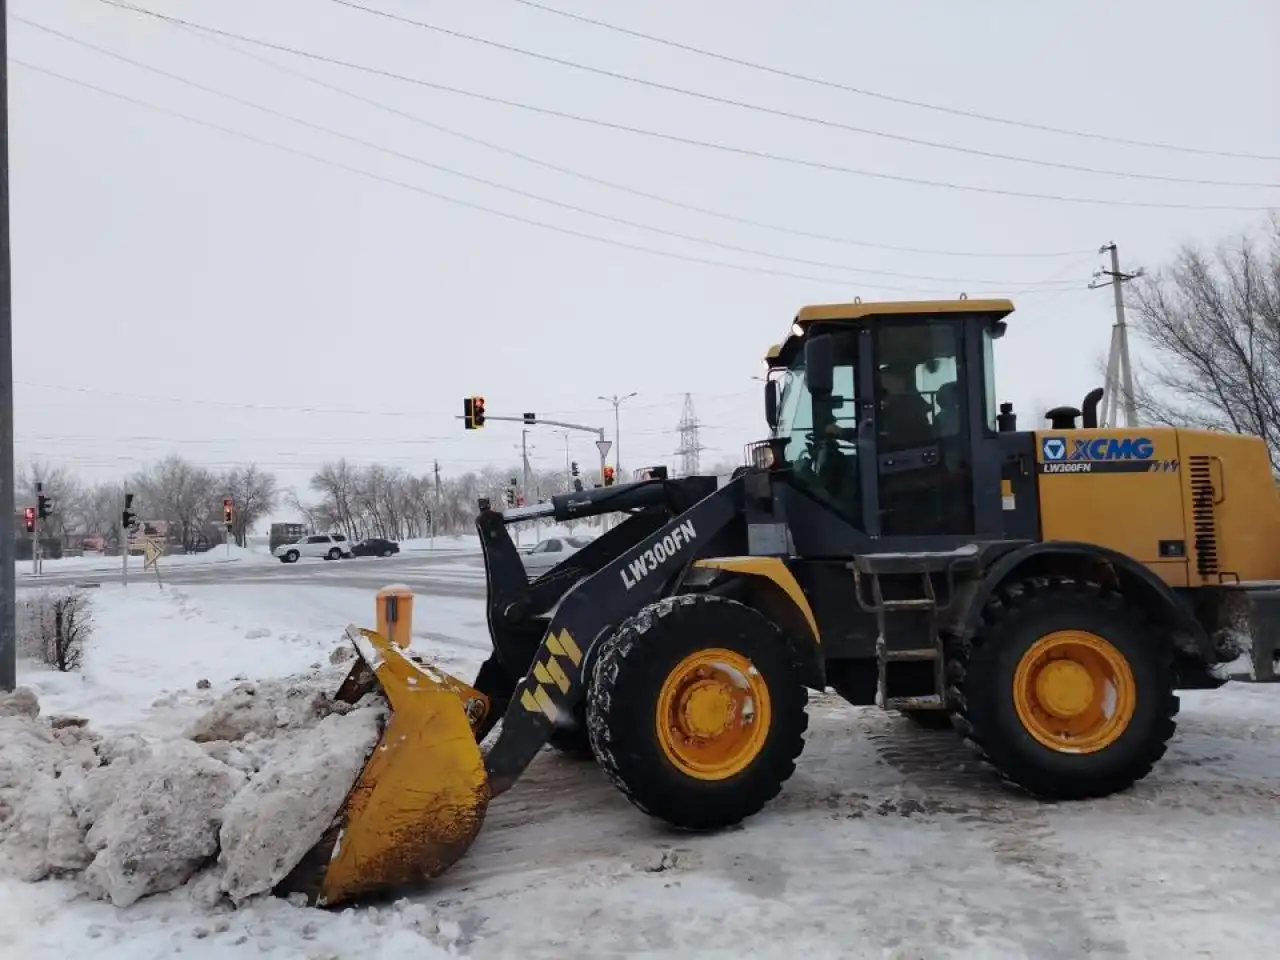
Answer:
595 439 613 459
129 533 163 570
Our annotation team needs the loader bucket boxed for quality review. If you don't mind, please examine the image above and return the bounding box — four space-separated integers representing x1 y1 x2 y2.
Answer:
278 625 493 907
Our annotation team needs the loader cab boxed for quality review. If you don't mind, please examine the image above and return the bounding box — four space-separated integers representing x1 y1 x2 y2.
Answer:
767 298 1019 554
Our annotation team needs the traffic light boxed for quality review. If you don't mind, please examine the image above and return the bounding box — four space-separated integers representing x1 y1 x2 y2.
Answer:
571 460 583 492
472 396 486 428
23 507 35 534
603 465 616 486
222 498 233 526
463 397 475 429
37 493 52 520
121 493 136 530
504 488 515 507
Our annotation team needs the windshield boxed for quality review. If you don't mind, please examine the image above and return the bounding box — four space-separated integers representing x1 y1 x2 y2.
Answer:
770 342 863 527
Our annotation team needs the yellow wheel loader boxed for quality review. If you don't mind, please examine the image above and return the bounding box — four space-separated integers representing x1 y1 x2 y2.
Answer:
280 297 1280 907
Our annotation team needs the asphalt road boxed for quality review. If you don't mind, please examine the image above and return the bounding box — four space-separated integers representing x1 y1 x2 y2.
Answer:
16 551 491 599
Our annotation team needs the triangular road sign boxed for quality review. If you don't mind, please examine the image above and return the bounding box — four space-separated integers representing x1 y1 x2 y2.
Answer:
595 439 613 458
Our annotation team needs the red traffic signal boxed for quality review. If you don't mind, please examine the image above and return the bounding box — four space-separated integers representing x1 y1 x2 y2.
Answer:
222 498 233 524
23 507 35 533
602 465 616 486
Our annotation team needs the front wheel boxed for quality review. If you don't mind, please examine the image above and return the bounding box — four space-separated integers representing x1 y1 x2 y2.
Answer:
587 594 808 829
951 576 1178 800
381 548 393 558
283 550 300 564
327 547 342 561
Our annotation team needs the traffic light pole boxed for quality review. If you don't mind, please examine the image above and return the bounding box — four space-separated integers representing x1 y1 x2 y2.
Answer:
0 0 13 689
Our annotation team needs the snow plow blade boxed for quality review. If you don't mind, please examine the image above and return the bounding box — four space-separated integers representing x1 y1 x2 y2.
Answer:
277 625 492 908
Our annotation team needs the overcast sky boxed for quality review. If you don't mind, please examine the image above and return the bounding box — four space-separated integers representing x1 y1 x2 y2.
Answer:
10 0 1279 519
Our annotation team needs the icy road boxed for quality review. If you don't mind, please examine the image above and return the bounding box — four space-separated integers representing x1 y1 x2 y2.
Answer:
3 579 1278 960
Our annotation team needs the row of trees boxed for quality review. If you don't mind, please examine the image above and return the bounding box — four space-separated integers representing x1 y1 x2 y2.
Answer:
18 455 742 549
16 457 280 550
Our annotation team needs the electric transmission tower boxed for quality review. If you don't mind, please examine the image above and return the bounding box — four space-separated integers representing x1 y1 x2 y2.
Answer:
673 393 704 476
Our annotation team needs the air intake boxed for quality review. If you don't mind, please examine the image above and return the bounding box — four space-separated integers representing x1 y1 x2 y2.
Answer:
1188 456 1219 577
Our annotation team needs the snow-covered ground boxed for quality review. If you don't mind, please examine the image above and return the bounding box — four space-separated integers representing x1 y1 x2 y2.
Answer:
15 544 277 576
3 580 1280 959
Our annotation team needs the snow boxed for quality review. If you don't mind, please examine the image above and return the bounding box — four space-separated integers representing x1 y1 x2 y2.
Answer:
3 577 1280 958
218 705 384 903
82 740 245 907
17 544 276 576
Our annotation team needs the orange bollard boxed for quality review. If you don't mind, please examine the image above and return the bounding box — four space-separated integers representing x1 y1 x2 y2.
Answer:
376 584 415 650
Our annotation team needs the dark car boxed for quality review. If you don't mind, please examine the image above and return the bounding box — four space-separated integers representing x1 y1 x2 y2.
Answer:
350 537 401 558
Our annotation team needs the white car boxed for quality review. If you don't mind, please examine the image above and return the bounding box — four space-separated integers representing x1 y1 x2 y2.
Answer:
522 535 594 576
274 533 352 563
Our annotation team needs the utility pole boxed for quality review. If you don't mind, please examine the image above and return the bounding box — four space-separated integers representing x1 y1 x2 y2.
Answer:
1090 242 1143 428
431 459 441 548
598 392 637 479
0 0 15 692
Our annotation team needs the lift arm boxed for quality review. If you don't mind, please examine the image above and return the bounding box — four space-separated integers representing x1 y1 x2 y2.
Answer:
479 476 745 794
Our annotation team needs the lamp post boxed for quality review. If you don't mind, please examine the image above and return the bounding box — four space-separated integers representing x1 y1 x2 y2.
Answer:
597 392 637 479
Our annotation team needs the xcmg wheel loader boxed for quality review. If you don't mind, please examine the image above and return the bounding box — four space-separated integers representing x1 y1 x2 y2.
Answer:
279 297 1280 907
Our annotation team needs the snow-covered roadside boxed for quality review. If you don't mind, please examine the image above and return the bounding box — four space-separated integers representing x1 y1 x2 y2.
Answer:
16 544 276 576
1 581 481 959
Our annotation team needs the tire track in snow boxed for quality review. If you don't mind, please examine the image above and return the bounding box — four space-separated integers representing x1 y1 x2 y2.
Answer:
855 707 1131 958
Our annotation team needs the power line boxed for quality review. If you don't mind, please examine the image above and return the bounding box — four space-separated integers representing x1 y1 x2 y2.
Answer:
10 16 1081 290
328 0 1277 190
86 9 1091 262
88 1 1272 213
14 60 980 294
507 0 1280 164
15 376 757 417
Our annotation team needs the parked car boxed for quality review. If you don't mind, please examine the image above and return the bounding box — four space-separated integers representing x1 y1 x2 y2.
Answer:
521 535 594 576
273 533 352 563
350 537 401 558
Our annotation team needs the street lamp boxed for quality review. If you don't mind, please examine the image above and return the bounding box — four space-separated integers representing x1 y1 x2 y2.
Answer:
598 392 637 478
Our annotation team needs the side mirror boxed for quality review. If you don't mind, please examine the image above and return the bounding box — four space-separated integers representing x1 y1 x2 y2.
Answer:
804 334 834 398
764 379 778 430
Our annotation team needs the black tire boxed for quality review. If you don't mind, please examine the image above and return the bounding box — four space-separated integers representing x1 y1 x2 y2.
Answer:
949 576 1178 800
284 550 299 564
327 547 342 561
587 593 808 830
381 548 393 558
900 709 954 730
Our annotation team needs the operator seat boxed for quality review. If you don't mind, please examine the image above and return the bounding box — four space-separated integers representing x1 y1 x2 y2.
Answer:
934 382 960 437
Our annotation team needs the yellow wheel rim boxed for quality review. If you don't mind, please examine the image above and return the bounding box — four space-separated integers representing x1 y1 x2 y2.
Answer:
1013 630 1136 754
655 648 772 781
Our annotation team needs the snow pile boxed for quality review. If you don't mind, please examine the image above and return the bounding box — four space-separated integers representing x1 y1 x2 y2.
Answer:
0 674 386 910
220 706 383 902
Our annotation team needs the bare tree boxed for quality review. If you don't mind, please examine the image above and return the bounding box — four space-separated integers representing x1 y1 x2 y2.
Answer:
79 480 127 542
16 462 83 539
223 465 280 547
1129 216 1280 468
133 455 221 550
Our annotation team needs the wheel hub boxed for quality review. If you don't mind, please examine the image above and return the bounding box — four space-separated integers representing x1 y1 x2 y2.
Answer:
1035 659 1095 719
678 679 737 739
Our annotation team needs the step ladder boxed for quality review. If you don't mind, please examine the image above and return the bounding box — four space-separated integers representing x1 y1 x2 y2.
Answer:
854 568 948 712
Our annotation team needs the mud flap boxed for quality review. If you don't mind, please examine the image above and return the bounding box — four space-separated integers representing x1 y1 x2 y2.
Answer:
277 626 494 907
1231 587 1280 682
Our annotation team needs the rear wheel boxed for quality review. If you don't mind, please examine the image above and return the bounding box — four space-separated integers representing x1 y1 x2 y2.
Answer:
327 547 342 560
587 594 808 829
950 576 1178 800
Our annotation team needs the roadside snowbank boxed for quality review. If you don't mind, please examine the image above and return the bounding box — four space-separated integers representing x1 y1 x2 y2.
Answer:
0 676 387 912
17 544 275 575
